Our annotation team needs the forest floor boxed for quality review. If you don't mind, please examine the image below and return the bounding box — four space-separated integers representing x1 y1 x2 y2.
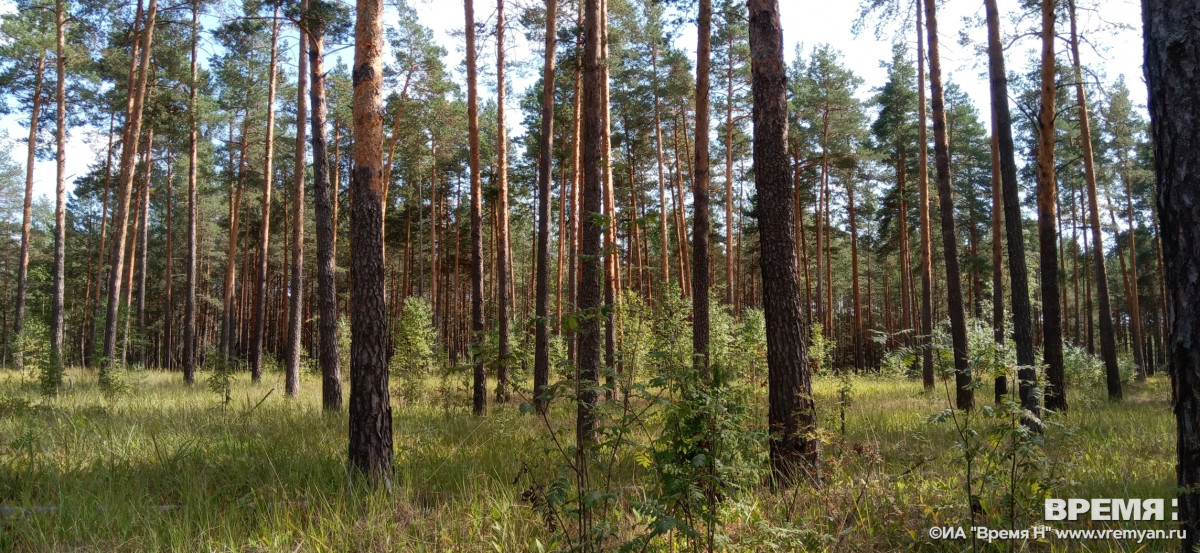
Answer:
0 366 1175 552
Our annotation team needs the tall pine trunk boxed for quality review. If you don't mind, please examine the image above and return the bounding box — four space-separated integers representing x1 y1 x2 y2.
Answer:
286 7 308 398
578 0 604 475
184 0 200 383
307 17 340 407
533 0 558 415
916 0 934 390
50 0 67 374
465 0 486 416
748 0 818 484
923 0 972 410
1036 0 1069 410
692 0 712 374
1142 1 1200 548
346 0 392 484
251 9 281 383
101 0 157 385
14 55 45 372
984 0 1038 422
495 0 511 402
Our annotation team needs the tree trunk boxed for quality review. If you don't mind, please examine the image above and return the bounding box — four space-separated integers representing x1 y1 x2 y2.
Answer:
749 0 818 484
692 0 712 374
990 129 1006 402
724 30 736 309
924 0 972 410
652 47 670 288
287 7 308 397
50 0 67 371
14 55 45 372
578 0 604 469
251 9 281 382
1035 0 1069 410
495 0 512 403
347 0 393 484
465 0 487 416
848 181 863 372
533 0 558 415
984 0 1038 423
135 143 151 364
101 0 157 384
184 0 200 382
1142 1 1200 548
916 0 934 390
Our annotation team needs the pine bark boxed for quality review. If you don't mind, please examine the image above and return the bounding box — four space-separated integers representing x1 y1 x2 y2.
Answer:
1036 0 1068 410
990 130 1006 402
984 0 1038 422
748 0 818 484
183 0 199 384
465 0 487 416
1142 1 1200 548
287 8 308 397
251 9 281 382
14 55 44 372
916 0 934 390
923 0 972 410
495 0 511 403
101 0 157 384
693 0 712 374
50 0 67 369
578 0 604 461
533 0 558 415
347 0 393 484
307 5 340 405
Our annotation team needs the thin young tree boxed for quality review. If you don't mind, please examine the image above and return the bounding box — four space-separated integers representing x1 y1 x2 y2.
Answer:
748 0 818 484
533 0 558 415
1142 0 1200 548
923 0 971 410
346 0 393 483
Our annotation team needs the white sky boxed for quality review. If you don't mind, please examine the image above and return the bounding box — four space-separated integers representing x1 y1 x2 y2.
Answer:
1 0 1146 203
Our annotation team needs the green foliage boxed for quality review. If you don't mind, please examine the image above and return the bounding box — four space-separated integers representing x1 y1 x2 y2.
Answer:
204 349 236 408
14 320 59 396
392 297 437 376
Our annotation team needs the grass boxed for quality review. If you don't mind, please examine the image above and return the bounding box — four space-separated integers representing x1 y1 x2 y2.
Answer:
0 365 1176 552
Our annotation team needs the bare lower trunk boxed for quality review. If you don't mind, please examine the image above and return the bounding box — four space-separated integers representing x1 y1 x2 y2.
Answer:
916 0 934 390
533 0 558 415
347 0 393 484
984 0 1038 422
749 0 818 484
465 0 487 416
1036 0 1068 410
287 10 308 397
252 9 281 382
924 0 972 410
1142 1 1200 549
495 0 511 402
102 0 158 384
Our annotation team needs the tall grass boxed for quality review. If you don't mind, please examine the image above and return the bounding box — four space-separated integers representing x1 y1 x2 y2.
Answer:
0 366 1175 552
